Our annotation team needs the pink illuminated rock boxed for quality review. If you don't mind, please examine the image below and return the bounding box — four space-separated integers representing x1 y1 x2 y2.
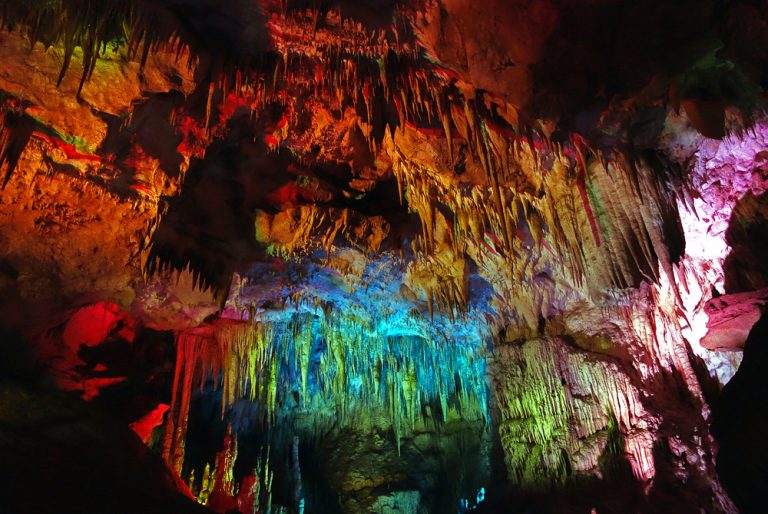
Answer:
133 269 220 331
702 288 768 350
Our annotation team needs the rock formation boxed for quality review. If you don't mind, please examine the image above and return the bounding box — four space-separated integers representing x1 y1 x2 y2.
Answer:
0 1 767 512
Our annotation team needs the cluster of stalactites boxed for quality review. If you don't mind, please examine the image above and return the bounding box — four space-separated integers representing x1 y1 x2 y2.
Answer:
131 63 690 335
254 205 359 258
490 337 656 488
0 0 198 95
267 11 484 158
163 310 490 473
163 320 276 475
390 119 684 330
313 313 488 453
268 0 416 59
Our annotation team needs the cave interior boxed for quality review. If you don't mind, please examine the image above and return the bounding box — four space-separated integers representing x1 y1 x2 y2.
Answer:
1 1 768 513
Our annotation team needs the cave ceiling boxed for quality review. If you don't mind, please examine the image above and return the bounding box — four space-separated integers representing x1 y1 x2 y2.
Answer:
2 0 764 327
